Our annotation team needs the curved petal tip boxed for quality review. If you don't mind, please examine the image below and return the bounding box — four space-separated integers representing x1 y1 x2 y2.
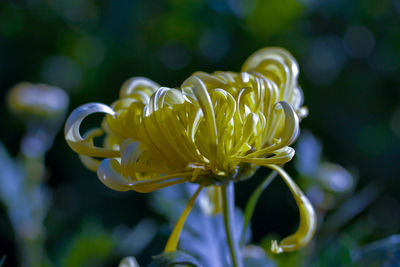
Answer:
268 164 317 254
64 103 119 157
97 158 133 191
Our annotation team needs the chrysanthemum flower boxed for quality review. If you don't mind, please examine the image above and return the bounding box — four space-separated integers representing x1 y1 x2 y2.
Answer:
65 47 316 257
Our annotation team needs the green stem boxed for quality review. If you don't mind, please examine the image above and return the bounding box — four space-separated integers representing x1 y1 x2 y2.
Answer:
240 171 277 247
222 183 242 267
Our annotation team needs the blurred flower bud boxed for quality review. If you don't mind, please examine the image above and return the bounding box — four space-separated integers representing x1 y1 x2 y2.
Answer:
7 82 70 157
7 82 69 121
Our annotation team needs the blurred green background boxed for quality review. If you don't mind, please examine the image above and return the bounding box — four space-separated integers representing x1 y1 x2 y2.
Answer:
0 0 400 266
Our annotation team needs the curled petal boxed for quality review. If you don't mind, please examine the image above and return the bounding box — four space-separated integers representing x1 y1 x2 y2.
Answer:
120 139 142 178
267 164 317 254
97 159 134 191
231 112 259 156
193 71 226 87
210 88 236 125
246 101 299 158
242 47 297 74
149 87 184 112
64 103 120 157
232 147 295 165
77 128 104 171
98 158 192 193
182 76 218 170
120 77 159 99
237 87 254 122
273 101 300 146
241 47 299 102
79 155 101 172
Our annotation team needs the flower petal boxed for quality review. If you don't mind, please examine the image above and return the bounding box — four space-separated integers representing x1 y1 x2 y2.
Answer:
79 155 101 172
131 173 192 193
232 147 295 165
98 156 193 193
164 184 205 252
119 77 159 99
65 103 120 157
271 101 300 145
267 164 317 254
120 139 142 178
245 101 299 158
182 76 218 171
241 47 299 102
76 128 104 171
97 158 134 191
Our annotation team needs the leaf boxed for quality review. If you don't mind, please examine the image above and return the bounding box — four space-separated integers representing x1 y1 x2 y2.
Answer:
148 251 202 267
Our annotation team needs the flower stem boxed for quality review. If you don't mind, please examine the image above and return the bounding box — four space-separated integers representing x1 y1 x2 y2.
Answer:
240 171 277 247
222 183 242 267
164 184 204 252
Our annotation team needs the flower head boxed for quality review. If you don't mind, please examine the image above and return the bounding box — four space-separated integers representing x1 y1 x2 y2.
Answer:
65 47 316 253
65 47 306 190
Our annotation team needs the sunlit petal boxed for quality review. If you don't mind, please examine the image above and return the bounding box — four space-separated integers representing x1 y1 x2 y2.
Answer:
65 103 119 157
182 76 218 171
120 77 159 99
245 101 299 158
97 158 134 191
232 147 295 165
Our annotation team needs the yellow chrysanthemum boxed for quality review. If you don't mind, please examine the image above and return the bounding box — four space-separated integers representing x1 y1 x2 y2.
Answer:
65 47 316 255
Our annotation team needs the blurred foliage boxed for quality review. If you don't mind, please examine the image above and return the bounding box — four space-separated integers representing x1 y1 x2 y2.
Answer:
59 220 114 267
0 0 400 266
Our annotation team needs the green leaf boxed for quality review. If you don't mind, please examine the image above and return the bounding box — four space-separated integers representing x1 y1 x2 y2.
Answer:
148 251 202 267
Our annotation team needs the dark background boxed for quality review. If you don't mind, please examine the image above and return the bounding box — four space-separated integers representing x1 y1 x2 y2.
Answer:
0 0 399 266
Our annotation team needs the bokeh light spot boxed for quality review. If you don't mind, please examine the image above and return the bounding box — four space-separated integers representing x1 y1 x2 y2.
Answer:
343 25 375 58
40 56 83 91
